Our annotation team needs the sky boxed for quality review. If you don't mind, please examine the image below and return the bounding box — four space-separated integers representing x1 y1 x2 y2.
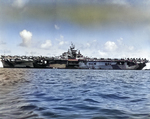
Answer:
0 0 150 68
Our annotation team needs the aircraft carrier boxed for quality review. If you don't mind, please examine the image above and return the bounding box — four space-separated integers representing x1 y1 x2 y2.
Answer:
0 44 149 70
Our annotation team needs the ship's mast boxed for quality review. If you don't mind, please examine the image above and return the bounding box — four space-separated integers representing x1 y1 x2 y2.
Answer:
70 43 77 59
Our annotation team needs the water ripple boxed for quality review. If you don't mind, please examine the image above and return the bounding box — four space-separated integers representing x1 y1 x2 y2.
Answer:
0 69 150 119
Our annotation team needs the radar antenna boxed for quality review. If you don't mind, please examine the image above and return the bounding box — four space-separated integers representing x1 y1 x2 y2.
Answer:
70 42 75 49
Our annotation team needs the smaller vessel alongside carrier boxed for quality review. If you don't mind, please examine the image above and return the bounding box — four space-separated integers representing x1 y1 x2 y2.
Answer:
1 43 149 70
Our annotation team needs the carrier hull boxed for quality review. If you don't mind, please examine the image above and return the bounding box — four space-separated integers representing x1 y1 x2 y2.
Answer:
1 58 148 70
1 59 33 68
1 44 149 70
77 60 146 70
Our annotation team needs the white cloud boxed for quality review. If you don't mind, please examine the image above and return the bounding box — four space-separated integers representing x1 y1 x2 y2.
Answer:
59 41 68 46
41 40 52 49
104 41 118 51
55 25 60 30
110 0 129 5
132 49 150 59
55 35 68 46
98 50 107 57
128 46 134 51
59 41 64 45
12 0 28 8
86 43 90 47
117 37 123 45
55 35 64 41
93 39 97 42
60 35 64 39
19 30 32 47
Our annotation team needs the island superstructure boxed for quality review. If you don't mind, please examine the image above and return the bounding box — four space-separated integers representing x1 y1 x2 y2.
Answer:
1 43 149 70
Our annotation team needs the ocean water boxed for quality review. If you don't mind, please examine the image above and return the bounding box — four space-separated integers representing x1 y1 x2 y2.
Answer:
0 68 150 119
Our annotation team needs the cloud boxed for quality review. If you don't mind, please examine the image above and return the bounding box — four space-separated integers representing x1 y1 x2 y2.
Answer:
110 0 129 5
0 41 6 45
72 39 150 60
55 35 68 46
86 43 90 47
93 39 97 42
55 25 60 30
56 35 64 41
2 0 150 28
98 50 107 57
59 41 64 45
104 41 118 51
128 46 134 51
59 41 68 46
12 0 29 8
117 37 123 45
60 35 64 39
19 30 32 47
41 40 52 49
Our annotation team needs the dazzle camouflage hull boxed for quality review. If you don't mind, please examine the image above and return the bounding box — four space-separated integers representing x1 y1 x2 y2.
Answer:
1 44 148 70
